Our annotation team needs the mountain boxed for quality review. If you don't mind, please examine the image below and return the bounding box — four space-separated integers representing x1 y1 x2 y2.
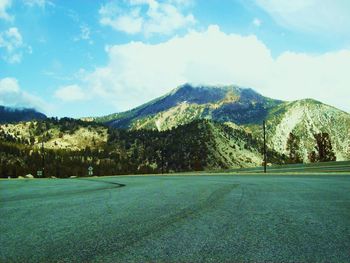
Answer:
92 84 350 162
266 99 350 161
1 84 349 178
0 105 47 124
91 83 283 129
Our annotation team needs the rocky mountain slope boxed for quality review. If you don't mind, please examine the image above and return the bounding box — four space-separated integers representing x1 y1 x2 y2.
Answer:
91 84 282 129
92 84 350 162
0 118 107 151
0 105 47 124
266 99 350 161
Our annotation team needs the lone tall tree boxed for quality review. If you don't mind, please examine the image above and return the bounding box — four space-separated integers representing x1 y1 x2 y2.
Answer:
286 132 302 163
313 132 336 162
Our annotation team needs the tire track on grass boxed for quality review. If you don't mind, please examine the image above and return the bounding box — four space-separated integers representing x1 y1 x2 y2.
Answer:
78 183 240 261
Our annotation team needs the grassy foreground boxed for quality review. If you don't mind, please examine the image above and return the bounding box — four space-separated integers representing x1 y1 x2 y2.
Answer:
1 173 350 262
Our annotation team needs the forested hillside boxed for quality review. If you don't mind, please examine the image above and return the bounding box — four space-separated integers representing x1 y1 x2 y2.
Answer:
90 84 350 162
0 105 47 124
1 85 347 178
0 119 285 178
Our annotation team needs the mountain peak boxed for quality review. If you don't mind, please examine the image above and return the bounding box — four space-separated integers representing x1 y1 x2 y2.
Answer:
170 83 267 99
172 83 239 92
95 83 284 129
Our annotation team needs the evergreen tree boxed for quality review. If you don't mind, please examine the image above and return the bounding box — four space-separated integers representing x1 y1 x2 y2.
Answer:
313 133 336 162
308 150 317 163
286 132 302 163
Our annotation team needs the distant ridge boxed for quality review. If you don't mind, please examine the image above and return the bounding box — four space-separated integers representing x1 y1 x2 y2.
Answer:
0 105 47 124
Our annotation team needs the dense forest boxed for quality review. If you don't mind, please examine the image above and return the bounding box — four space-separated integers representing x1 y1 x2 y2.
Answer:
0 117 336 178
0 120 216 177
0 106 47 124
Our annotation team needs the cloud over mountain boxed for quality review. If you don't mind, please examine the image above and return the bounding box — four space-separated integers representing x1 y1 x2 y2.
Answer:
67 25 350 113
54 84 88 102
0 77 47 112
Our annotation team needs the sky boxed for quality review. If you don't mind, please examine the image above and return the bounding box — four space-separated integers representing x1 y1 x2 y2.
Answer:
1 0 350 118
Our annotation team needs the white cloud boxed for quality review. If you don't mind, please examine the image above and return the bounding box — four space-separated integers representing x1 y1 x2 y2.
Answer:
79 25 90 40
0 27 31 63
23 0 54 8
252 18 262 27
99 0 196 36
255 0 350 35
74 24 93 44
74 25 350 113
0 77 48 112
0 0 12 21
0 77 19 93
100 5 143 34
168 0 194 7
266 50 350 111
0 0 53 22
54 84 88 102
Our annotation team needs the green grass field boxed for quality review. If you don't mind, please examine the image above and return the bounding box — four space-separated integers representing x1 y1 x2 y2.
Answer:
228 160 350 174
1 169 350 262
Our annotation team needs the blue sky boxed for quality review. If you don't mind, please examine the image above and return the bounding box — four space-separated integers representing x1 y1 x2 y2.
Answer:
1 0 350 117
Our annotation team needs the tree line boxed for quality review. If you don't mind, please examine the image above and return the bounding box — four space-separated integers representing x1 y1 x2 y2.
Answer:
0 120 219 178
286 132 336 163
0 119 337 178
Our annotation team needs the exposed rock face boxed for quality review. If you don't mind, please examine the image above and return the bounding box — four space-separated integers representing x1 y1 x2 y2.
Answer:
93 84 350 162
93 84 282 130
0 120 108 151
265 100 350 161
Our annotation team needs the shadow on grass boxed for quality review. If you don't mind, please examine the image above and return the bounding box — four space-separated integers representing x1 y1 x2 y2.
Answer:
76 177 126 187
2 178 126 202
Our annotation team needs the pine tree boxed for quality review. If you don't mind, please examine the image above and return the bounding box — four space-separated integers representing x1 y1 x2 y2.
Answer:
286 132 302 163
308 151 317 163
313 133 336 162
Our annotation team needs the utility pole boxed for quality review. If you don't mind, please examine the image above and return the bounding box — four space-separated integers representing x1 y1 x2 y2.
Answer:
161 137 165 175
263 120 267 173
41 140 45 177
